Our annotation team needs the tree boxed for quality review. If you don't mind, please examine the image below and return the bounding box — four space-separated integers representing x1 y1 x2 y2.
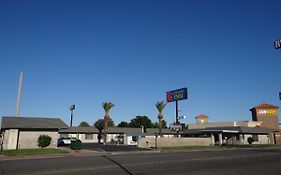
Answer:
37 135 52 148
129 116 154 131
94 119 104 144
155 101 166 136
102 102 115 144
78 121 90 127
94 119 115 144
247 137 254 144
153 120 168 129
94 119 115 128
117 121 129 127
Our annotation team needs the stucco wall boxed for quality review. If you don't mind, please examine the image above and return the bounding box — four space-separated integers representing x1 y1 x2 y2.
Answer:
188 121 261 129
18 131 58 149
79 134 99 143
63 133 123 144
138 137 212 148
3 129 19 150
276 134 281 144
242 134 272 145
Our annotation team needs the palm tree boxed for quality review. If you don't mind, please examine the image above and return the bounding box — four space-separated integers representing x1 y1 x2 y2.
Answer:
155 101 166 137
102 102 115 144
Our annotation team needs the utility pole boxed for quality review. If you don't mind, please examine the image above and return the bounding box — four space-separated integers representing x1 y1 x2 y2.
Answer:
16 72 23 117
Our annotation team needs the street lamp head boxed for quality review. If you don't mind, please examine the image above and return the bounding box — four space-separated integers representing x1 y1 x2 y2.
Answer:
70 105 75 111
177 115 186 120
279 92 281 100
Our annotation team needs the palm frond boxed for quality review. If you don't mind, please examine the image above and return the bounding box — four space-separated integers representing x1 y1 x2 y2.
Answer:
155 101 166 113
102 102 115 113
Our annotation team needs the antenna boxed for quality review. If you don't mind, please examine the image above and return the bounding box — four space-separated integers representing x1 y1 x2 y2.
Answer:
16 72 23 117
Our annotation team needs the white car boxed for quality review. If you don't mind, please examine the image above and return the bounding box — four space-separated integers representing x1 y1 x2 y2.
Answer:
57 137 72 146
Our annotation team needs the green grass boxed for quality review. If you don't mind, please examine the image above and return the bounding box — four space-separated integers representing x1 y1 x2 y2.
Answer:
3 148 70 157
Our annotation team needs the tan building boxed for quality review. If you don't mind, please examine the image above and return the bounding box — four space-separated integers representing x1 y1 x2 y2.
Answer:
59 127 177 145
190 114 263 130
1 116 68 150
186 109 275 145
250 103 279 131
196 114 209 124
250 103 281 144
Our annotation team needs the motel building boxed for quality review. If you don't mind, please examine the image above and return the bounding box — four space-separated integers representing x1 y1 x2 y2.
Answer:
183 103 281 145
1 103 280 150
0 117 68 150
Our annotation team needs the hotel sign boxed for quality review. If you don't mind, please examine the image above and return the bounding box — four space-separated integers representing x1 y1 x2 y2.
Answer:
274 39 281 49
166 88 188 102
258 109 277 115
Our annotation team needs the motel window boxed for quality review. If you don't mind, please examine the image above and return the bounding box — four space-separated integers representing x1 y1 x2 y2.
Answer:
132 136 137 142
85 134 93 140
252 134 258 141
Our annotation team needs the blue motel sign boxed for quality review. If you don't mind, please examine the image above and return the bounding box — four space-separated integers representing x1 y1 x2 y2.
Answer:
166 88 188 102
274 39 281 49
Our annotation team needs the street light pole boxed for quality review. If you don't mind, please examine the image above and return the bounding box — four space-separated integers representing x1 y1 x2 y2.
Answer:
70 105 75 127
70 110 73 127
16 72 23 117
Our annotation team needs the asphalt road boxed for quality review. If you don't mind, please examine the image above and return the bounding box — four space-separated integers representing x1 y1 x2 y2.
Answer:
1 148 281 175
60 142 150 152
81 143 150 152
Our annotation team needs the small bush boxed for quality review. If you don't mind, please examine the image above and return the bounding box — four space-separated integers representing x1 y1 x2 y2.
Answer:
37 135 52 148
247 137 254 144
70 139 82 151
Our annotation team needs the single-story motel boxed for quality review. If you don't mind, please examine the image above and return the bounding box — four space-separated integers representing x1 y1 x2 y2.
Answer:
1 103 281 150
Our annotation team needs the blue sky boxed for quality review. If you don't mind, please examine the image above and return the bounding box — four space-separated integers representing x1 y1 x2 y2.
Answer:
1 0 281 126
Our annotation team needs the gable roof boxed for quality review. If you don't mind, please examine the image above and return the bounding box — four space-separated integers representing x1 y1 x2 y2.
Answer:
145 128 177 135
1 116 68 130
58 126 177 136
60 126 99 133
183 126 272 135
250 103 279 111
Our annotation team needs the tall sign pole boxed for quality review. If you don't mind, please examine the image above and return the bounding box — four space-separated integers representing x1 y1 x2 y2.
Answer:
16 72 23 117
176 100 179 124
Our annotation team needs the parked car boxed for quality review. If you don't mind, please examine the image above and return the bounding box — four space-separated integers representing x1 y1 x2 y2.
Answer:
57 137 72 146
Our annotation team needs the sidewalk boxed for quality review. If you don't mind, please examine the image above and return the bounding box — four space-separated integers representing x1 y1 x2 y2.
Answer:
0 149 111 161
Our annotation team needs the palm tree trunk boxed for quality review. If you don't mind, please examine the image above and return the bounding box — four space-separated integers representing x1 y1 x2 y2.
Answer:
159 119 163 137
104 113 110 144
104 120 108 144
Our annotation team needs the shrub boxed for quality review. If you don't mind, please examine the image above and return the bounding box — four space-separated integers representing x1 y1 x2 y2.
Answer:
37 135 52 148
247 137 254 145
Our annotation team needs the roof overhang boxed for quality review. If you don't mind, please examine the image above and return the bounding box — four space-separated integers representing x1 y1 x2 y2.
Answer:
201 129 239 133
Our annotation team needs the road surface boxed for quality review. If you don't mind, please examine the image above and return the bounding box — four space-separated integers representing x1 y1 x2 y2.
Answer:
1 148 281 175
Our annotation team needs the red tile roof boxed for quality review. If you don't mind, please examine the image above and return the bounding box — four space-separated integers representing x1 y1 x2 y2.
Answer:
196 114 209 119
250 103 279 111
